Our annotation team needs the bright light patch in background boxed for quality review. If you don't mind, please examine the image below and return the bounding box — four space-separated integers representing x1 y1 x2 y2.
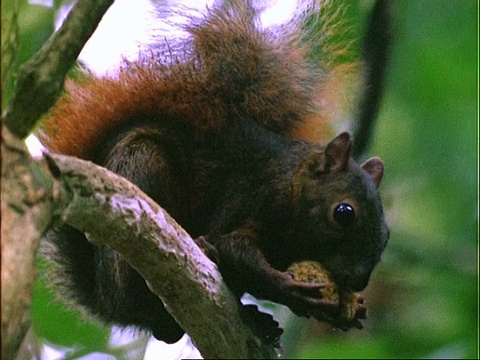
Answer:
54 0 158 75
75 0 216 75
25 133 45 158
78 0 155 74
260 0 299 27
76 0 299 75
29 0 53 6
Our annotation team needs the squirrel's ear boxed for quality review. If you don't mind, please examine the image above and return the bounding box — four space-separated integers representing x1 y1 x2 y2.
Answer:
324 132 352 173
361 157 384 188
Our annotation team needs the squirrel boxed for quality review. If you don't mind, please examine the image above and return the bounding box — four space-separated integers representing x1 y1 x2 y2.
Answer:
39 0 390 345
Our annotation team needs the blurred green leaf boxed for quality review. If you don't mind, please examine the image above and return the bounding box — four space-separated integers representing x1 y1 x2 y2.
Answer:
32 272 110 350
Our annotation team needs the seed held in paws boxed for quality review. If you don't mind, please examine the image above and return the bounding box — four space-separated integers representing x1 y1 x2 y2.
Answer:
287 260 366 330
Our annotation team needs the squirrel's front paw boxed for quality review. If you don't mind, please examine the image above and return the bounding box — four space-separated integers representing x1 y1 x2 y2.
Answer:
239 304 283 348
193 236 219 264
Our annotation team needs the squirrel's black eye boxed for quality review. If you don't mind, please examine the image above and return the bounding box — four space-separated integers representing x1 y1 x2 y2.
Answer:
333 203 356 228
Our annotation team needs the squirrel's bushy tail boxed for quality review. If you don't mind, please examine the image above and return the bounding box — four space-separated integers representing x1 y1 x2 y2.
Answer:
186 1 321 134
184 0 357 138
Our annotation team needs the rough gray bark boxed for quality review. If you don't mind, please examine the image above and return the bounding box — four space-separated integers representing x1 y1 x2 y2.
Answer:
1 127 55 360
3 0 115 138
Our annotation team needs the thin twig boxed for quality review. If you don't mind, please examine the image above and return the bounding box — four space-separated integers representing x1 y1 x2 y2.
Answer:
2 0 114 138
352 0 394 159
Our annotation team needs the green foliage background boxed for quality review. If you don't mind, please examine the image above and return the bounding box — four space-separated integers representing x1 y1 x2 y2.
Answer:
2 0 478 358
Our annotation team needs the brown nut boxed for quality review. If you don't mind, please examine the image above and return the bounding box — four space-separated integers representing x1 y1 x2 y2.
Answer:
287 260 366 328
287 260 339 301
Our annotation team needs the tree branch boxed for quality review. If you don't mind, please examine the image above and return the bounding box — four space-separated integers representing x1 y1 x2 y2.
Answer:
2 0 114 138
1 0 20 109
352 0 394 159
1 126 57 360
2 1 115 357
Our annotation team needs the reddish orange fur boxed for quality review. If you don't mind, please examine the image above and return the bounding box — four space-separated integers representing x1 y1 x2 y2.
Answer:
41 62 209 158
